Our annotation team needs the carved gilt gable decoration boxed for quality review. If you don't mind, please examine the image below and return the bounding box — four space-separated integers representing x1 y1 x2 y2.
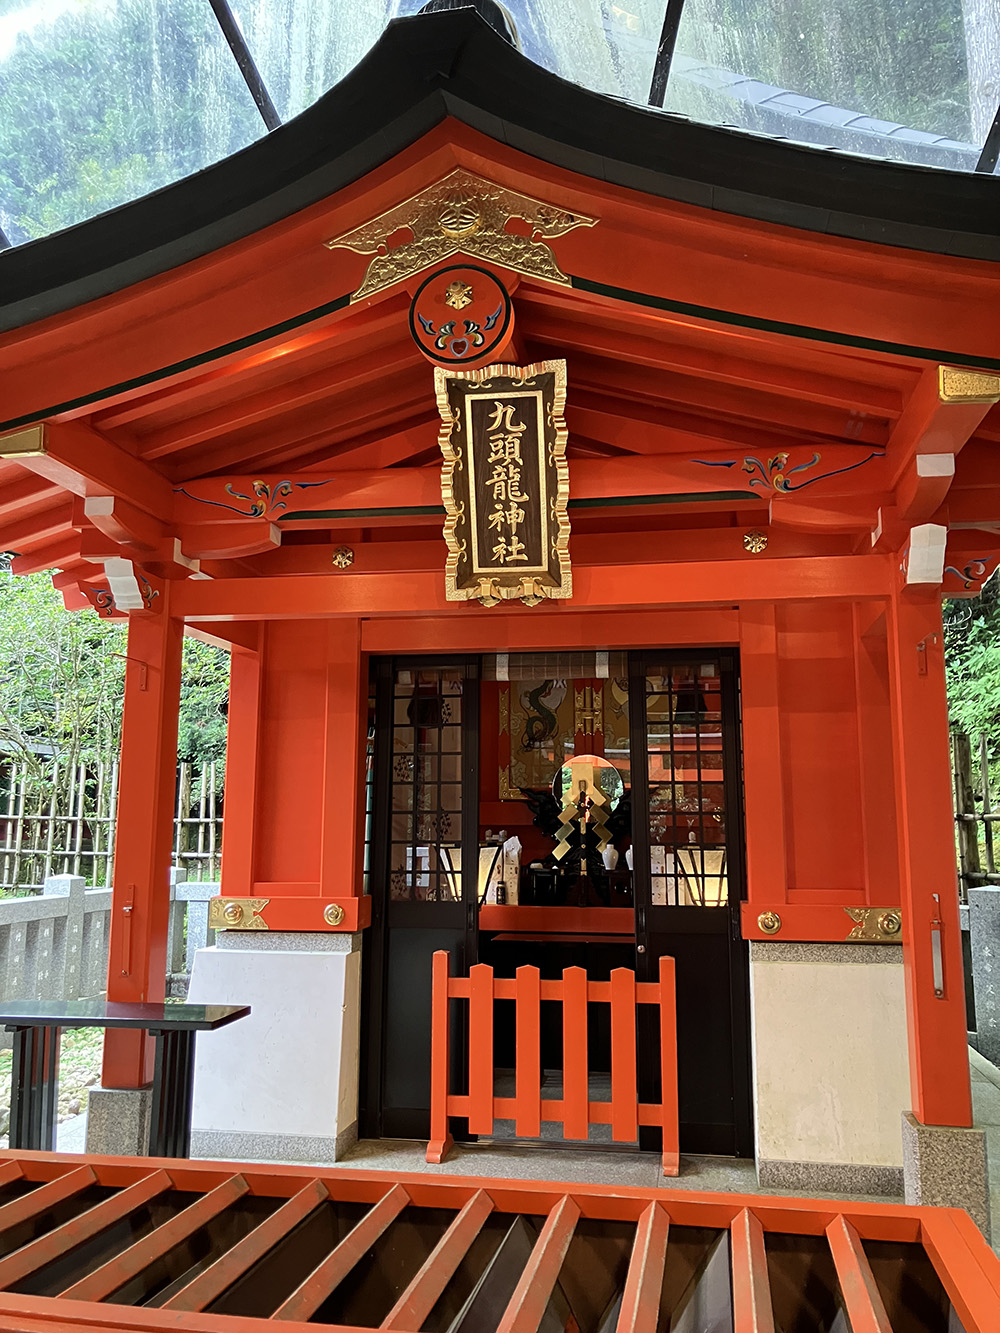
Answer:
325 169 597 302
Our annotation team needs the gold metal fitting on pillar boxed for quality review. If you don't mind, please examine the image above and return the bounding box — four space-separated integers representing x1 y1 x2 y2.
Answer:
878 910 902 938
757 910 782 935
208 897 270 931
845 906 903 942
323 903 345 927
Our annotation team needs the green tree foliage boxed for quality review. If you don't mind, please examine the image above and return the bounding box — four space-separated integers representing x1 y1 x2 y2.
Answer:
0 568 228 769
0 0 262 243
945 577 1000 764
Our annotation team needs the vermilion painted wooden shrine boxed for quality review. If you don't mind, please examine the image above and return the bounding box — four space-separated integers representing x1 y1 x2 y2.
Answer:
1 6 1000 1321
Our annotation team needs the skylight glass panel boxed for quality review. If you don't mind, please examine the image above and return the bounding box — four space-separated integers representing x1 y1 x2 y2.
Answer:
231 1 397 122
0 0 264 245
662 0 987 171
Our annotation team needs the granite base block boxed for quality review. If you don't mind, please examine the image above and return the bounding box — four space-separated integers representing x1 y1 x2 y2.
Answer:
969 887 1000 1067
85 1085 151 1157
757 1158 904 1198
902 1111 991 1239
191 1125 358 1166
216 930 360 953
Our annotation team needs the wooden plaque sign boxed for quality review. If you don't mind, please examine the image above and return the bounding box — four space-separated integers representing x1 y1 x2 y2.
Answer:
435 360 571 607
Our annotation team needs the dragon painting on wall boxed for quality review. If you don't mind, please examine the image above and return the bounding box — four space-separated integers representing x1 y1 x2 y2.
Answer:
499 676 630 797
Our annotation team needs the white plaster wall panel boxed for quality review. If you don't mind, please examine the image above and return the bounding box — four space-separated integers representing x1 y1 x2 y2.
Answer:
188 946 354 1140
751 955 910 1167
337 950 361 1132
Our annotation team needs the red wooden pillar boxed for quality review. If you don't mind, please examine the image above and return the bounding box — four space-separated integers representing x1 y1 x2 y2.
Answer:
886 586 971 1127
738 605 787 904
219 634 261 899
319 618 367 904
102 596 183 1088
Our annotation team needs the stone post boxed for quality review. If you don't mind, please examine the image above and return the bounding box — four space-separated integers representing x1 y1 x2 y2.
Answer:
968 886 1000 1066
43 874 85 1002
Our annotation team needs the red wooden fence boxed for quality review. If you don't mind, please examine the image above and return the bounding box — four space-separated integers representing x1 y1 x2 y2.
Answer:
427 952 679 1175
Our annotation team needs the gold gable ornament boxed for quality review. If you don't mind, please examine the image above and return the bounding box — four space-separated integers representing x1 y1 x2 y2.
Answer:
436 359 571 608
324 170 596 302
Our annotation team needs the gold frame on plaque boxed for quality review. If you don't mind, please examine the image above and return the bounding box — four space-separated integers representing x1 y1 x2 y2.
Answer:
435 360 572 608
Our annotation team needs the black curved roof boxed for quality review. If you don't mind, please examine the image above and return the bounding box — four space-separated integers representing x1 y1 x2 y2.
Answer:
0 8 997 336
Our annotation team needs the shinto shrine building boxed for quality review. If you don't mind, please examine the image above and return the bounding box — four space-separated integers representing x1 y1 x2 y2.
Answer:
1 2 999 1224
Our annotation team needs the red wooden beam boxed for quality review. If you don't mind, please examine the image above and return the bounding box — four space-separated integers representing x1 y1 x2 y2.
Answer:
138 345 419 460
730 1208 776 1333
173 555 893 622
0 469 62 521
163 1177 330 1312
271 1183 411 1322
826 1214 893 1333
0 424 173 518
0 1169 171 1291
60 1173 250 1302
380 1188 495 1331
362 609 740 656
920 1207 1000 1333
0 502 75 553
178 520 280 559
617 1201 670 1333
521 300 903 416
0 1166 95 1233
496 1195 581 1333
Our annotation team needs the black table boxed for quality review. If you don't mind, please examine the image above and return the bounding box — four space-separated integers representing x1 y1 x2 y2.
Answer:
0 999 250 1158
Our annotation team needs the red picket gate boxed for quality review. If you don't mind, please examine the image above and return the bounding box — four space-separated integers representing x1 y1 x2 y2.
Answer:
427 951 679 1175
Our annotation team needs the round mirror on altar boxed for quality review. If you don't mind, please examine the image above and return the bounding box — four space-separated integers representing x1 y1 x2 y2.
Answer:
551 754 624 812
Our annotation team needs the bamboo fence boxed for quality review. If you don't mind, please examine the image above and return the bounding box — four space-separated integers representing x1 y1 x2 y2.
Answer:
0 758 222 892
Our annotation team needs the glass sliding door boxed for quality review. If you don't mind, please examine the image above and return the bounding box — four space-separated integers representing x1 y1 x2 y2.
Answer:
630 650 752 1157
361 658 479 1140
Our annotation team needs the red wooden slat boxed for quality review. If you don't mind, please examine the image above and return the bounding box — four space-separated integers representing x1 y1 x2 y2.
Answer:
59 1174 250 1303
162 1177 329 1313
826 1214 893 1333
920 1208 1000 1333
610 968 638 1142
468 964 495 1135
426 950 454 1164
0 1170 171 1291
0 1167 96 1235
380 1188 494 1330
271 1183 410 1322
514 965 541 1139
616 1201 669 1333
0 1162 25 1189
561 966 590 1141
730 1208 776 1333
659 955 679 1175
497 1194 581 1333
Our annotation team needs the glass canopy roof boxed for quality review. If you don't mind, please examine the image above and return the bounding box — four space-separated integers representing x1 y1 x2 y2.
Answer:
0 0 996 250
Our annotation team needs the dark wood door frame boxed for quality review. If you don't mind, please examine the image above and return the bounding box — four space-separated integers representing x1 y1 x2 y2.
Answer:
362 648 752 1156
629 648 754 1159
360 655 480 1141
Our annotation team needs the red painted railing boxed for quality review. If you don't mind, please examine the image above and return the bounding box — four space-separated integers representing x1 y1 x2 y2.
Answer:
427 951 679 1175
